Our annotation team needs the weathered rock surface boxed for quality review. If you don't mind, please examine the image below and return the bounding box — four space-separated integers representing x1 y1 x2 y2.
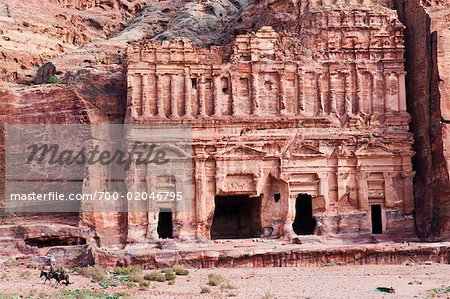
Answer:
395 0 450 240
0 0 449 255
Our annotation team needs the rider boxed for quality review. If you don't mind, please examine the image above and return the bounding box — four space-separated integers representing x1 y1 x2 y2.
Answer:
47 254 56 275
59 265 66 280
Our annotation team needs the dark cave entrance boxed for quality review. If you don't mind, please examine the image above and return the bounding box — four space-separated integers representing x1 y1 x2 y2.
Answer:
211 195 262 239
24 236 86 248
292 193 317 235
157 209 173 239
371 204 383 234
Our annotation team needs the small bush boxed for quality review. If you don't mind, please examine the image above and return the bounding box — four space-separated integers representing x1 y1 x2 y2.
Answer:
200 286 211 294
124 281 136 288
76 266 108 282
46 75 60 84
173 266 189 276
61 289 111 299
207 274 224 286
114 291 131 299
128 275 143 283
144 271 166 282
163 270 176 281
139 281 149 288
168 279 175 285
114 265 142 276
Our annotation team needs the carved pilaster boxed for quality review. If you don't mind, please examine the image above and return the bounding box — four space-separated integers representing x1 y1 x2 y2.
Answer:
383 171 397 208
194 156 207 238
398 71 407 112
198 74 207 117
184 68 193 118
212 74 221 117
156 74 166 118
357 171 370 210
279 72 288 116
317 172 330 209
170 75 178 118
142 74 151 117
401 171 415 213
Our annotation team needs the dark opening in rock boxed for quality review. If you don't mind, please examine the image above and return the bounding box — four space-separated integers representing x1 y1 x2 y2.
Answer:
157 210 173 239
211 195 262 239
274 193 281 203
292 193 316 235
371 204 383 234
24 236 86 248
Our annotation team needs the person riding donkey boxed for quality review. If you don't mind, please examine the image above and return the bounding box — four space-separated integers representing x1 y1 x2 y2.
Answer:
40 254 70 285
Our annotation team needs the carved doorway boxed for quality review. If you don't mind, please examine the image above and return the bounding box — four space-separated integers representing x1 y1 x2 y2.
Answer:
292 193 317 235
371 204 383 234
157 209 173 239
211 195 262 239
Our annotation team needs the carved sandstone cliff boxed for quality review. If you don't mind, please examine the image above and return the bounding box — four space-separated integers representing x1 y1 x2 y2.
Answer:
395 0 450 240
0 0 449 248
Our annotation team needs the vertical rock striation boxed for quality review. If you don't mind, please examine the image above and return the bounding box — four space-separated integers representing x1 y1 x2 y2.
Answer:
394 0 450 240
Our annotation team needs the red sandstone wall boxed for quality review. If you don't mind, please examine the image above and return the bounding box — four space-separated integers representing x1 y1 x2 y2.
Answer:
394 0 450 240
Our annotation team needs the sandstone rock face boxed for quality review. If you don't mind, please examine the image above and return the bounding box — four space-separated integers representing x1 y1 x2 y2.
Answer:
395 0 450 240
124 3 416 242
0 0 148 81
0 0 449 250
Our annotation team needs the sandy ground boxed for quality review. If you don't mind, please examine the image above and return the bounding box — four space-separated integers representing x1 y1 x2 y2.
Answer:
0 264 448 299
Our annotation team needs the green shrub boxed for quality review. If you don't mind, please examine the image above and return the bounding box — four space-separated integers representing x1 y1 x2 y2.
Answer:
46 75 59 84
207 274 224 286
167 279 175 285
173 266 189 276
114 265 142 276
143 271 166 282
127 275 143 283
163 270 176 281
139 281 149 288
113 292 131 299
76 266 108 283
60 289 111 299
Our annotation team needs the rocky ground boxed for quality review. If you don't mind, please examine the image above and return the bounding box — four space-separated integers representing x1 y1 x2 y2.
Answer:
0 263 448 298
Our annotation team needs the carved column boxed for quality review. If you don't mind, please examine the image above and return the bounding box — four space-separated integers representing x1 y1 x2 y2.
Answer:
383 171 396 208
297 67 304 114
357 172 370 211
373 70 385 114
170 75 178 118
251 70 260 116
284 193 297 238
156 74 165 118
279 72 288 116
318 172 330 209
398 71 407 112
194 156 207 238
184 68 193 118
401 171 415 213
141 74 151 117
131 74 143 117
330 72 338 114
317 72 324 115
146 164 159 240
198 74 207 117
212 74 221 117
230 74 239 116
127 157 147 242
